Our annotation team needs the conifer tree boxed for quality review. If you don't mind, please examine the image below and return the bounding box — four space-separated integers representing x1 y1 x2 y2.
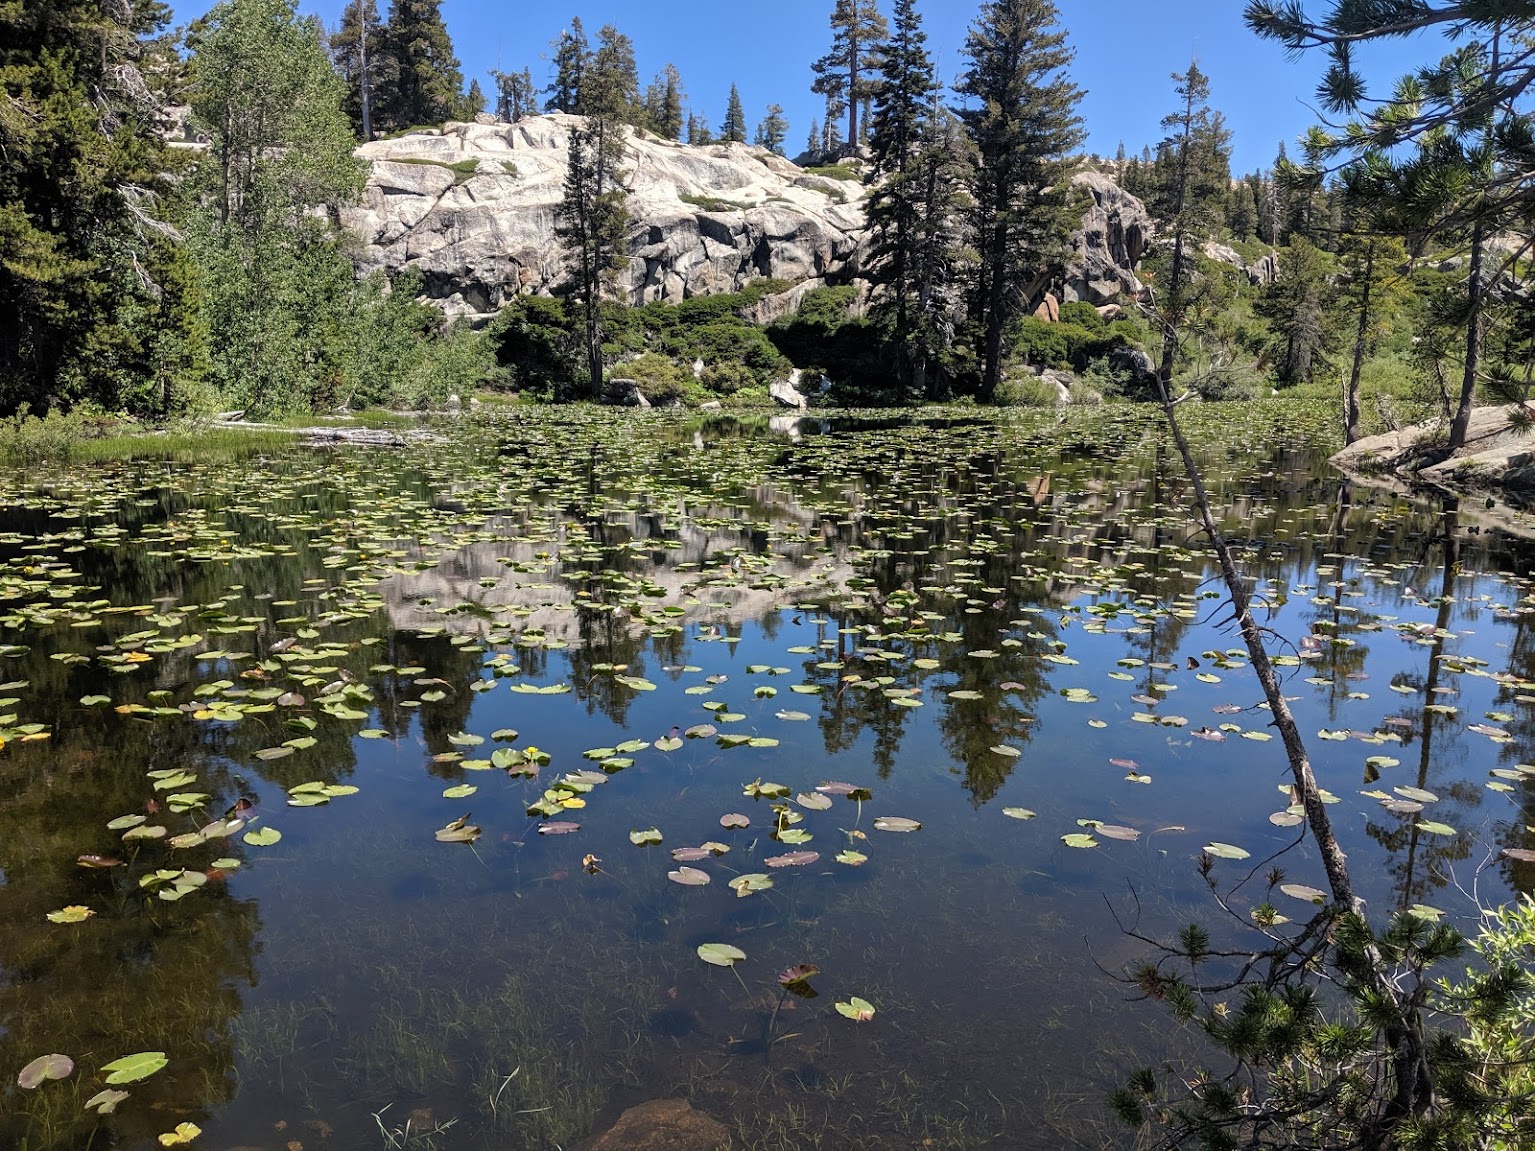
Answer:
587 25 640 121
1257 236 1333 385
1152 61 1232 390
755 104 789 153
687 113 714 146
642 64 685 139
378 0 465 130
954 0 1084 402
721 84 747 143
811 0 889 149
545 18 589 113
556 112 629 398
867 0 967 398
464 78 485 116
331 0 384 140
0 0 198 413
491 67 538 121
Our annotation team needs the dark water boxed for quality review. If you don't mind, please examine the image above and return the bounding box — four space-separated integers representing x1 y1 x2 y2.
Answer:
4 403 1535 1150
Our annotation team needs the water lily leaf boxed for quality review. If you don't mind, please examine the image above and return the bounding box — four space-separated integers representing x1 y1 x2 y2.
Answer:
765 851 819 867
538 821 580 835
442 784 477 799
101 1051 168 1085
653 736 684 752
243 827 281 846
697 943 746 967
728 873 774 897
629 827 663 846
18 1054 73 1088
776 828 813 844
778 963 819 987
872 816 920 833
1002 808 1036 820
796 791 833 811
84 1088 129 1114
1095 824 1141 842
1395 786 1439 804
667 867 710 886
835 850 868 865
107 814 147 830
157 1122 201 1146
1415 820 1457 836
45 906 94 924
1061 833 1098 849
835 996 876 1022
720 813 749 828
1279 883 1328 904
1204 842 1251 860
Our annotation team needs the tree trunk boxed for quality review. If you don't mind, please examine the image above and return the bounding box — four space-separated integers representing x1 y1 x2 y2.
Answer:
1345 243 1372 445
1448 219 1484 453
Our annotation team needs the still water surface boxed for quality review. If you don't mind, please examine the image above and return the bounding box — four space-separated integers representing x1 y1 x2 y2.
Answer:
4 403 1535 1150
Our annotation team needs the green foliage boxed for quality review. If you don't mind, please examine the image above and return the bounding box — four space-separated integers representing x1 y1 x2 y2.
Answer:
0 405 119 465
810 0 888 147
679 192 749 212
375 0 466 133
614 353 698 405
804 163 863 182
721 84 747 144
769 286 889 398
956 0 1086 402
0 0 193 416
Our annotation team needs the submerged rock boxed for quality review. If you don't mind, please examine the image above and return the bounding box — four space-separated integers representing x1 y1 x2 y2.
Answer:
583 1098 728 1151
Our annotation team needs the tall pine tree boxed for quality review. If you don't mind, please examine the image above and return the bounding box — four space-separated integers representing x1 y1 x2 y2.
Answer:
378 0 465 130
545 19 589 113
955 0 1084 402
556 115 629 398
721 84 747 143
811 0 888 149
866 0 967 398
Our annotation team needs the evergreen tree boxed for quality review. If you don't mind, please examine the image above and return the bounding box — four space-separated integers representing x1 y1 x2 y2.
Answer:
330 0 384 140
954 0 1085 402
687 113 714 146
755 104 789 153
545 18 589 113
822 94 846 152
811 0 888 149
1227 176 1259 241
0 0 200 414
1152 61 1233 391
586 25 640 121
866 0 961 397
1257 236 1333 385
642 64 685 139
464 78 485 116
806 118 821 158
1335 224 1408 443
491 67 538 121
556 115 629 399
378 0 465 131
721 84 747 144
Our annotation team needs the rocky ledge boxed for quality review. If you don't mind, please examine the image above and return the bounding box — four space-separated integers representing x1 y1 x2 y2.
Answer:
344 114 1153 325
1331 403 1535 507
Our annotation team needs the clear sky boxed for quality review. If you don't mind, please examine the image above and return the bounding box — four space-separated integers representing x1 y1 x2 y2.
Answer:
168 0 1439 175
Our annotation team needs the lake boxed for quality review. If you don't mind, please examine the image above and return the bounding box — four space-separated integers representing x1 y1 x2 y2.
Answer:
4 402 1535 1150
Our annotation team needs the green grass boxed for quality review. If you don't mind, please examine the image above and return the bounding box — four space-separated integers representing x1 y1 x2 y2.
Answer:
389 156 482 182
803 163 862 182
66 428 300 464
680 191 749 212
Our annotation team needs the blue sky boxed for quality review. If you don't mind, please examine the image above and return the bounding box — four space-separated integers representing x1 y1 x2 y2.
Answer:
170 0 1439 174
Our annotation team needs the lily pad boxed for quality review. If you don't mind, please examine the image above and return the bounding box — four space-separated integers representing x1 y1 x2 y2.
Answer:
697 943 746 967
872 816 921 833
667 866 711 886
101 1051 168 1085
835 996 876 1022
18 1054 73 1089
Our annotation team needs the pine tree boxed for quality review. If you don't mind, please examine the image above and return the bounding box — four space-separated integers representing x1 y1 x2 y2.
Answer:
806 118 821 158
687 113 714 146
1335 224 1407 443
810 0 889 149
755 104 789 154
721 84 747 144
867 0 967 398
1257 236 1333 385
556 115 629 399
378 0 465 131
642 64 684 139
330 0 383 140
1152 61 1233 391
545 18 589 114
586 25 639 121
955 0 1085 402
0 0 199 413
464 78 485 116
491 67 538 121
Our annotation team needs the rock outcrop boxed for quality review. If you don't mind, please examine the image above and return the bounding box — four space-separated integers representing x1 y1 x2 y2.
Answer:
1331 404 1535 500
345 116 1153 325
346 114 866 321
1064 171 1151 305
1202 241 1280 287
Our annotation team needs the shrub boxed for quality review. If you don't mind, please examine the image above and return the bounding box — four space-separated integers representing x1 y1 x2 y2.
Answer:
619 353 697 404
702 361 755 395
